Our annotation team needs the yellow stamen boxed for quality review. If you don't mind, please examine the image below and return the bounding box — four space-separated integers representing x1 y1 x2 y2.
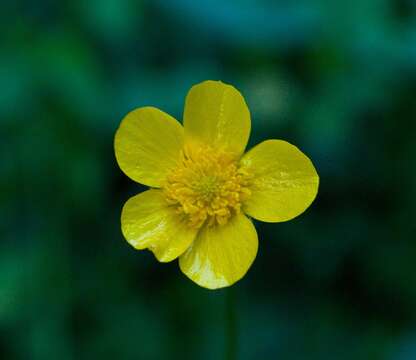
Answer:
163 145 251 228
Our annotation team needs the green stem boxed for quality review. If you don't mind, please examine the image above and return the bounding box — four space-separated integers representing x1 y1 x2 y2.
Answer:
225 287 237 360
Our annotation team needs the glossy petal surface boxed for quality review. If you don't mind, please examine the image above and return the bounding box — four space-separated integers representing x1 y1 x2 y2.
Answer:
179 213 258 289
240 140 319 222
121 190 198 262
114 107 184 187
183 80 251 157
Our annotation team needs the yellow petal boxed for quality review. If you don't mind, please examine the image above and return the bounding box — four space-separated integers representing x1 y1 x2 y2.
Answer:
240 140 319 222
183 80 251 157
121 190 198 262
114 107 184 187
179 214 258 289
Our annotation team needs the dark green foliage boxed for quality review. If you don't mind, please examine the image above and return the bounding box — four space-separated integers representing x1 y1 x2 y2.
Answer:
1 0 416 359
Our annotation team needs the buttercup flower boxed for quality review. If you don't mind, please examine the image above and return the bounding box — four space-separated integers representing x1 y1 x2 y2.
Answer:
114 80 319 289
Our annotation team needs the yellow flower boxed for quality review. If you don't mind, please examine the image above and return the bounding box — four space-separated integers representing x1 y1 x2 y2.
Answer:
114 80 319 289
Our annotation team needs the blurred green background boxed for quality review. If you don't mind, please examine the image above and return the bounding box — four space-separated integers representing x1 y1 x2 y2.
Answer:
2 0 416 359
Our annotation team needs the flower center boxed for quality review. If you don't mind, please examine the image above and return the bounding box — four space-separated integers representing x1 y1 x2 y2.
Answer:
163 145 251 228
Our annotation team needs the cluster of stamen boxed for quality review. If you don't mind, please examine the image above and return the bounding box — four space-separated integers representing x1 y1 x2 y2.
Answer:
163 145 251 228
